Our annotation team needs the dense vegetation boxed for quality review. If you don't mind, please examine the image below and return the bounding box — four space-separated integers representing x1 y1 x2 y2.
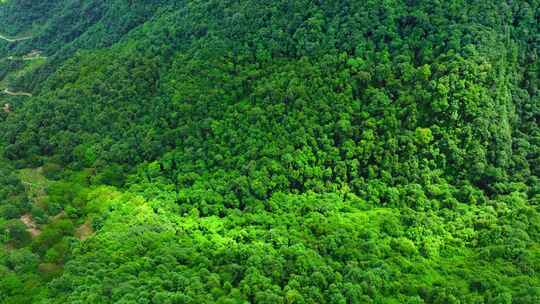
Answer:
1 0 540 303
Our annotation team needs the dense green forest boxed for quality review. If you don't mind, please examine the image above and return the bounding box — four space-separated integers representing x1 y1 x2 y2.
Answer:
1 0 540 303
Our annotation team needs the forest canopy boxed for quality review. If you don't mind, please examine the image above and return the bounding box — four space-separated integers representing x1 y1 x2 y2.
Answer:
0 0 540 303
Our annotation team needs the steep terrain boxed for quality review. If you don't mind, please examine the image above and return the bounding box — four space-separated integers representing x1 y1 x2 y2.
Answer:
1 1 540 303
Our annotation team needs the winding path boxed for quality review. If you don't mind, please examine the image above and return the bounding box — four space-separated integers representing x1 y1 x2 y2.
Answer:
0 33 32 43
2 88 32 97
0 34 38 98
6 55 47 61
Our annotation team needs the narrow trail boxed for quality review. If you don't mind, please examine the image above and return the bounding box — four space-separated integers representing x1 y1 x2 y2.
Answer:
6 55 47 61
2 88 32 97
6 50 47 61
0 33 32 43
1 48 42 99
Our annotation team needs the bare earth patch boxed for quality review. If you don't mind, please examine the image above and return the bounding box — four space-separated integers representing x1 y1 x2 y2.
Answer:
20 214 41 237
75 221 93 240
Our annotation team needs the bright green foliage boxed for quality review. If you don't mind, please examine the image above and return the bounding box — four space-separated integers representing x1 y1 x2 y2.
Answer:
0 0 540 303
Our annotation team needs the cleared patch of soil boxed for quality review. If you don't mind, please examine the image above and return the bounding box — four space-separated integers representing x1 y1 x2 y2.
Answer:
20 214 41 237
75 221 93 240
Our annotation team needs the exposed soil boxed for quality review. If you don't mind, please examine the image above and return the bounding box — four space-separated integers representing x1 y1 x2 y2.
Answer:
20 214 41 237
75 221 94 240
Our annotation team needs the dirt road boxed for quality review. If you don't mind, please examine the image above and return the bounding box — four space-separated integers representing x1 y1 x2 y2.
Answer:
2 88 32 97
0 33 32 42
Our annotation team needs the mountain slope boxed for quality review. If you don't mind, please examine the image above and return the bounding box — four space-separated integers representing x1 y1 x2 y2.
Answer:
1 1 540 303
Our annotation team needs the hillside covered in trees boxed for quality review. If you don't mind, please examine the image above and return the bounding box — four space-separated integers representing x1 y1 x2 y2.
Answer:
1 0 540 303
